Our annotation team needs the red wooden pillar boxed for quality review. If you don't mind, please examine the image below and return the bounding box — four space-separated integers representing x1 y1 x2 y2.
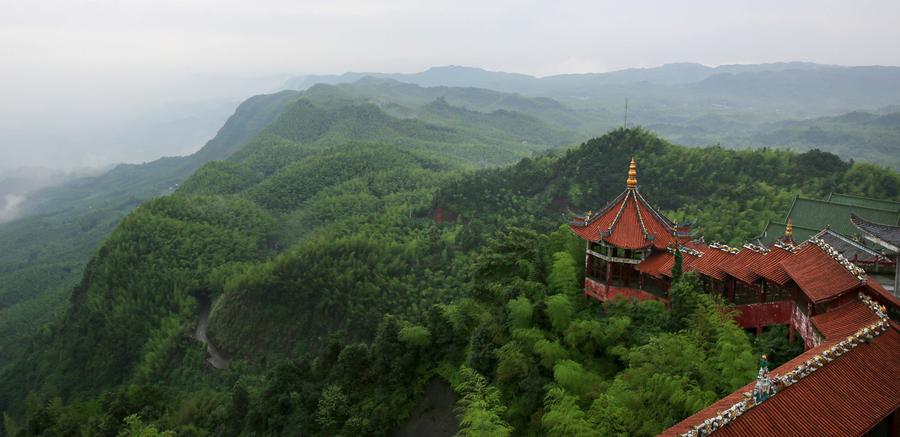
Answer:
756 284 764 335
755 288 764 336
584 241 591 278
726 279 735 303
605 246 613 284
788 288 797 343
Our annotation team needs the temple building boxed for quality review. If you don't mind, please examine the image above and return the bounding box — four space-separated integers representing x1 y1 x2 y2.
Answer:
570 159 900 342
759 192 898 292
759 192 900 244
570 158 691 301
570 159 900 436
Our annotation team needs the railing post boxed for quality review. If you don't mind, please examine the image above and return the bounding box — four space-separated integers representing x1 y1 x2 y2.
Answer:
606 245 613 284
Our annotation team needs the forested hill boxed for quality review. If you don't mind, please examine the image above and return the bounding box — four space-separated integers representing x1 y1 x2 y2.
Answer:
741 110 900 169
3 124 898 436
434 127 900 244
0 82 578 378
0 89 577 412
285 69 900 170
0 89 298 373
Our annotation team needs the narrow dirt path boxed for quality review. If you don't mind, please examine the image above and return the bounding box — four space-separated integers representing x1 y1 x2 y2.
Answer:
194 293 230 370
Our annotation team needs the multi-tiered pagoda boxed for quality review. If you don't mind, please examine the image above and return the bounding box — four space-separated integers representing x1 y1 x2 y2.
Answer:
570 158 691 301
570 159 898 341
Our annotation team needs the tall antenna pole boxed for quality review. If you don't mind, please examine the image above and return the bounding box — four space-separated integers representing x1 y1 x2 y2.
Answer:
623 98 629 129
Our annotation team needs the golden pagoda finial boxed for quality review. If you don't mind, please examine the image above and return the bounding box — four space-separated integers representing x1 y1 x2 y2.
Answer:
785 217 793 238
626 157 638 189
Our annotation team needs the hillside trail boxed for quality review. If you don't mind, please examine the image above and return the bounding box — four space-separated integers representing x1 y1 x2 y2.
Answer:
194 292 230 369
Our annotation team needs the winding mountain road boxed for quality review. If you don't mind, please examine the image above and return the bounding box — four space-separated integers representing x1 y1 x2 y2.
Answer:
194 293 230 370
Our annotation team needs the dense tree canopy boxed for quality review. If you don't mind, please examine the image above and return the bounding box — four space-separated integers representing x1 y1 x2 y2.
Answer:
1 121 896 437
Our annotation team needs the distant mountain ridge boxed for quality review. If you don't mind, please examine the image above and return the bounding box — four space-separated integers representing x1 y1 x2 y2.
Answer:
742 110 900 168
284 62 830 91
284 63 900 117
293 76 900 170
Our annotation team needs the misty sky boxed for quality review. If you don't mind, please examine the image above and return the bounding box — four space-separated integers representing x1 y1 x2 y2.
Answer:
2 0 900 171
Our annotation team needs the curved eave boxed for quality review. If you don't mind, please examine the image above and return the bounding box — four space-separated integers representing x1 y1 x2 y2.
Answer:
569 188 682 251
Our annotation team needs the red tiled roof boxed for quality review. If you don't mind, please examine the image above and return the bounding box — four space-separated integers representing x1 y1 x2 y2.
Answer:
720 248 768 285
780 243 863 303
635 242 705 279
605 195 652 249
865 280 900 309
689 244 736 281
636 251 672 279
570 188 678 250
811 299 881 340
661 322 900 437
752 246 794 286
661 243 704 278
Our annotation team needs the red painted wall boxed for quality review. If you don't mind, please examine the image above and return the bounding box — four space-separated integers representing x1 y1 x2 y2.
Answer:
584 277 667 303
734 301 793 329
791 304 818 348
433 207 458 223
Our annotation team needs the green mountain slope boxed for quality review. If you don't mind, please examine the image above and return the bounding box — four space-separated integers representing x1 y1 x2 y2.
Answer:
3 60 900 437
434 128 900 244
3 125 896 437
332 77 587 130
0 81 581 376
0 90 298 370
2 117 899 437
418 97 579 147
0 91 573 407
286 66 900 169
743 111 900 169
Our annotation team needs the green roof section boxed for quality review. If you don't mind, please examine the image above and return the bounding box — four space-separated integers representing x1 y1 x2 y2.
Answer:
760 193 900 245
784 196 900 238
759 220 820 244
826 192 900 213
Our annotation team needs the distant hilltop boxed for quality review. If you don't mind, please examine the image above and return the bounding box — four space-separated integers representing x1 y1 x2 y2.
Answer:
285 61 859 93
283 62 900 119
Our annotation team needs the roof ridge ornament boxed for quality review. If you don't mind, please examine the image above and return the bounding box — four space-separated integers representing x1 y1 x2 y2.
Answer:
742 242 770 254
709 241 740 254
633 191 650 238
772 239 799 253
808 236 867 282
627 157 638 189
607 190 631 232
668 244 703 258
